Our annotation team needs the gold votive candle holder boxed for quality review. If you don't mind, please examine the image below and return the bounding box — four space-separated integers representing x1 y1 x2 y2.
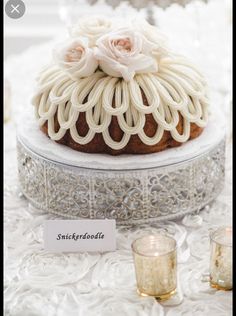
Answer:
131 234 177 300
210 226 232 290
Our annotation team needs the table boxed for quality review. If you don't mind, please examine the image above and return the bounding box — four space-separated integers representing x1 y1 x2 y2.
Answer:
4 1 232 315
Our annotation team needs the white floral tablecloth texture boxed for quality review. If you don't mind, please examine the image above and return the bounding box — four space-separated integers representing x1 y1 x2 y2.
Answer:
4 0 232 315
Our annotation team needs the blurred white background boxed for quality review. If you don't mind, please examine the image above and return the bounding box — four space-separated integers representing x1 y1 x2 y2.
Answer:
4 0 64 57
4 0 232 68
4 0 136 57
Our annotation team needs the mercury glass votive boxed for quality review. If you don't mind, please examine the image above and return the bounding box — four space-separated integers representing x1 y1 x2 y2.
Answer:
210 226 232 290
131 234 177 300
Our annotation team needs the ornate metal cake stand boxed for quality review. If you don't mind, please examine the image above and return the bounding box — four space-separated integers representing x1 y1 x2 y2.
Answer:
16 120 226 225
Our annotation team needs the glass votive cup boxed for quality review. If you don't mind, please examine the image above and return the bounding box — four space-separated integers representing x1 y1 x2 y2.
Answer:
210 226 232 290
131 234 177 301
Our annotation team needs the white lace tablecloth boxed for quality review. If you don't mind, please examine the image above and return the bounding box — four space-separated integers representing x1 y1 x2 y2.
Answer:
4 1 232 315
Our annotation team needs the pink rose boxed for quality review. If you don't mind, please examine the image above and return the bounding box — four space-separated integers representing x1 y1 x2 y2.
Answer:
53 38 98 79
94 28 158 81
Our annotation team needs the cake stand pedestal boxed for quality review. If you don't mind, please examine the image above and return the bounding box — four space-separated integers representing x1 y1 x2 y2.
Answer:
16 114 226 225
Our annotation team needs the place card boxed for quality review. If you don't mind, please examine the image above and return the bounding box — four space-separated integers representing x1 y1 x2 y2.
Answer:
44 219 116 252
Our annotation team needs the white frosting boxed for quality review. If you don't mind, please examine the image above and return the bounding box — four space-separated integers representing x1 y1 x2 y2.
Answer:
32 55 209 150
17 105 224 170
32 17 209 151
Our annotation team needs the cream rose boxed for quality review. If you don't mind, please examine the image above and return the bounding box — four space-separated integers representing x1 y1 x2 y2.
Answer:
69 16 113 47
53 38 98 79
131 19 169 57
94 28 158 81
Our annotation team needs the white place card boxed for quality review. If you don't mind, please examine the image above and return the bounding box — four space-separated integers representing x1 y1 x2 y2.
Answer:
44 219 116 252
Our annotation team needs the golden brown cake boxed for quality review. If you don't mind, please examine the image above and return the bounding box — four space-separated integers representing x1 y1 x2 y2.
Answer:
32 17 209 155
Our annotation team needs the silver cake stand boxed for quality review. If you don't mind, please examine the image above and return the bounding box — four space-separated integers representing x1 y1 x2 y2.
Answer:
16 114 226 225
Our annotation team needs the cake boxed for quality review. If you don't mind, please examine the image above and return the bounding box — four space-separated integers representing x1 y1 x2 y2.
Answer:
32 17 209 155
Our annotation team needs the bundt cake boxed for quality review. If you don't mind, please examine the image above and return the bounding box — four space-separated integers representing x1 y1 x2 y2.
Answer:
32 17 209 155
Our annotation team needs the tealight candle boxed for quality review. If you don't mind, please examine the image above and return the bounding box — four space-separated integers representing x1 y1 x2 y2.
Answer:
209 226 232 290
131 234 177 300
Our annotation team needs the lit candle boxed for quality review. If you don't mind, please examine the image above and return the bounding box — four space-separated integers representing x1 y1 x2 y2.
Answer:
209 226 232 290
131 234 177 300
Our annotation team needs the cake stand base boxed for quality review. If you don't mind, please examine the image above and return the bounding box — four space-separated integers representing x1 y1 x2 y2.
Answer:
16 123 225 225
